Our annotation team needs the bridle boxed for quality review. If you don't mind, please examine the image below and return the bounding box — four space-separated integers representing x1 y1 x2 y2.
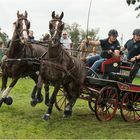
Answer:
14 17 30 43
49 19 64 38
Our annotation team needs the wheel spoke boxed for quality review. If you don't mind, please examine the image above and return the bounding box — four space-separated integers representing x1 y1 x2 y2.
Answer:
56 96 65 104
59 97 66 109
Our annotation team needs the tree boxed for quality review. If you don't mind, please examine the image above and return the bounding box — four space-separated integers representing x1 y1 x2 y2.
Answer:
126 0 139 5
64 22 99 49
126 0 140 17
0 29 9 46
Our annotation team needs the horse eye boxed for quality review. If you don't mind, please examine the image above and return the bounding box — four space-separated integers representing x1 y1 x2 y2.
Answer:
16 22 20 28
49 23 53 29
27 21 30 29
60 24 64 30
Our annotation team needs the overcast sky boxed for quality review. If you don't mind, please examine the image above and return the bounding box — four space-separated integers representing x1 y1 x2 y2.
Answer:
0 0 139 44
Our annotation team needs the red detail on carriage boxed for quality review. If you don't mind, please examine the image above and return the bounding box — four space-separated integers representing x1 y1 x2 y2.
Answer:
117 82 130 90
128 85 140 92
118 82 140 92
101 57 120 73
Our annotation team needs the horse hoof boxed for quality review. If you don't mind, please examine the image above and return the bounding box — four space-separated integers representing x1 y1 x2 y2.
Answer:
4 97 13 105
43 114 50 121
63 110 72 118
30 100 37 107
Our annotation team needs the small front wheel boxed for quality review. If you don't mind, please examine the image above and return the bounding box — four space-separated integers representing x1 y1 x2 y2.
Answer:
55 88 68 111
95 86 118 121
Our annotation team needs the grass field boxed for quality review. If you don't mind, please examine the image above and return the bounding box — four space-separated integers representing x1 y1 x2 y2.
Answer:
0 77 140 139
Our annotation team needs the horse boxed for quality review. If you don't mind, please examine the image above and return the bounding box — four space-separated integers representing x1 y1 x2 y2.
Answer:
0 11 49 107
38 11 86 120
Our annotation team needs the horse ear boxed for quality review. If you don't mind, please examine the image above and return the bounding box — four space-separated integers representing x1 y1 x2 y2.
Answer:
24 11 28 18
52 11 55 18
60 12 64 20
17 11 20 18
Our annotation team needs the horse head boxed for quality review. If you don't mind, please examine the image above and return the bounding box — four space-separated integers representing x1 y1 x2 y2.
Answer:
49 11 64 44
13 11 30 44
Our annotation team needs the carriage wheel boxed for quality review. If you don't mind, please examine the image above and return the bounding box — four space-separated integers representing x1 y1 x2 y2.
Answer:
86 67 99 78
120 92 140 122
88 97 96 112
95 86 118 121
55 88 68 111
88 91 99 112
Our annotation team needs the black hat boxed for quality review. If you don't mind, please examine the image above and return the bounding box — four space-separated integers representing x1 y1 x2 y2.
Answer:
108 29 118 37
133 29 140 36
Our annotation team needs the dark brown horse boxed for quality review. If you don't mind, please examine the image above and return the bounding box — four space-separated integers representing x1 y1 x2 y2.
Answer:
0 11 49 106
38 11 86 120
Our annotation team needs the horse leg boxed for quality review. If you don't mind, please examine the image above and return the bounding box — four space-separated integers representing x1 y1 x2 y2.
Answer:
30 74 43 107
31 85 37 99
30 74 39 100
44 81 50 106
1 74 8 92
43 82 61 121
63 84 80 118
0 77 19 107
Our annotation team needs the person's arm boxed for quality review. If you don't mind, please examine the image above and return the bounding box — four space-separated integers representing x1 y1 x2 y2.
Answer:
120 46 126 52
88 40 101 46
112 50 120 57
120 40 128 52
130 54 140 62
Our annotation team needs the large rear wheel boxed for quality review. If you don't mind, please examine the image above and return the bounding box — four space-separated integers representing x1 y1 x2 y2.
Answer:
120 92 140 122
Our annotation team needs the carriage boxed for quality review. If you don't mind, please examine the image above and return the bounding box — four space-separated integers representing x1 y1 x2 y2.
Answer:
55 56 140 122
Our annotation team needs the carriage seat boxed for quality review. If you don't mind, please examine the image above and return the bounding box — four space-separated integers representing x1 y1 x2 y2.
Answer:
100 57 120 74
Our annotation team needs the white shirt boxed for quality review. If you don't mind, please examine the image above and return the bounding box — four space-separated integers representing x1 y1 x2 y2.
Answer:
60 37 72 49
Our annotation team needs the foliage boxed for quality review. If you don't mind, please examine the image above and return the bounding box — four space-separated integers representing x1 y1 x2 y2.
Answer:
126 0 140 17
64 22 99 49
0 78 140 139
126 0 140 5
0 29 9 46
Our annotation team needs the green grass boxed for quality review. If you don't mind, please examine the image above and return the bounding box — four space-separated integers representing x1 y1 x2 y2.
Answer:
0 78 140 139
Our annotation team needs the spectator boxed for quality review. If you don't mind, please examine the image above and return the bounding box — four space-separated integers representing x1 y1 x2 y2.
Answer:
79 36 94 60
43 33 50 41
60 31 72 55
28 30 35 43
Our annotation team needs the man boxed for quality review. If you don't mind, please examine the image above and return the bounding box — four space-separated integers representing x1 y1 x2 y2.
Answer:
87 29 120 72
121 29 140 82
60 31 72 55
